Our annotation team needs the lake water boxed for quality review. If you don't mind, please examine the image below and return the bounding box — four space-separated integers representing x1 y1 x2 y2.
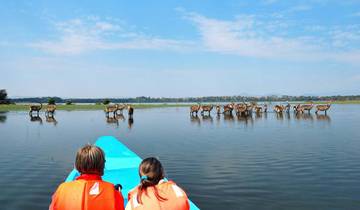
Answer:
0 105 360 210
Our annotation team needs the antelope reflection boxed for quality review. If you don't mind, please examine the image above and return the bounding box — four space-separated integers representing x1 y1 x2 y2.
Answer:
202 115 213 124
255 112 262 119
128 116 134 129
115 113 125 122
285 112 291 120
190 115 201 126
106 116 119 126
46 115 58 126
0 111 7 123
237 114 253 126
316 114 331 123
223 113 235 123
276 112 284 121
263 112 268 120
295 113 314 121
30 115 43 124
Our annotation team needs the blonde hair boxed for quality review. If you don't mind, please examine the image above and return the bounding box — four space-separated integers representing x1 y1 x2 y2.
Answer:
75 145 105 175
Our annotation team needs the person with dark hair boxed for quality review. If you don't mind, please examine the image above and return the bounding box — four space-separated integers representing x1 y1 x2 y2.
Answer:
49 145 125 210
126 157 190 210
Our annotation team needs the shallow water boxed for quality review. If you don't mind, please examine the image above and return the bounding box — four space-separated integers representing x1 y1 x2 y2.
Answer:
0 105 360 210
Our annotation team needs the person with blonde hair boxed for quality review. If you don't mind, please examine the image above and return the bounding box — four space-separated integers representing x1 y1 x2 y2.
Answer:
50 145 125 210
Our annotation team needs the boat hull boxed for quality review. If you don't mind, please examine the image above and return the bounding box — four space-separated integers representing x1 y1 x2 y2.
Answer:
65 136 200 210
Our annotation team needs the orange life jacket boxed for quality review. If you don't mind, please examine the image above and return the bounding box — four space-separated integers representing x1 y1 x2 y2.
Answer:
49 174 124 210
126 180 190 210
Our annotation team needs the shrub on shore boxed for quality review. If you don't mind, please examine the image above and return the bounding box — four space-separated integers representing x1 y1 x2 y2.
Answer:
103 99 111 105
48 98 56 105
0 89 11 104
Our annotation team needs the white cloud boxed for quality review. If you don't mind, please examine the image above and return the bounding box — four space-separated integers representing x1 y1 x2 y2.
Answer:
30 17 195 55
330 28 360 48
29 14 360 65
185 12 320 59
183 11 360 64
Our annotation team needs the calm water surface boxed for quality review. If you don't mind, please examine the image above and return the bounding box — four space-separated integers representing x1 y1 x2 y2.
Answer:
0 105 360 210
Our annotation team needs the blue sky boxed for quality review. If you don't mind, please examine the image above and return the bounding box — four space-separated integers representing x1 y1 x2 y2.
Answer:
1 0 360 98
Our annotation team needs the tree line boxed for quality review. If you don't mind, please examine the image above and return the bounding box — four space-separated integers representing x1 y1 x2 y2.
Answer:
0 89 11 104
7 94 360 104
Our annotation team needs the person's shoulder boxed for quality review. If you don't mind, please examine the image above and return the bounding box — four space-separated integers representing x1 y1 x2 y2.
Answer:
62 179 114 190
53 180 84 195
160 179 178 187
99 180 115 188
128 185 140 196
58 180 81 188
160 180 188 196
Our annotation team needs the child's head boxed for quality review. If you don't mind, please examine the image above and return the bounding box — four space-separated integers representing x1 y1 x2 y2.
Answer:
75 145 105 175
139 157 165 183
137 157 166 203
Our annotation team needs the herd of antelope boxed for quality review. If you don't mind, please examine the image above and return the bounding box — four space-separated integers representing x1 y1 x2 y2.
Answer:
104 103 134 117
29 103 56 117
28 103 134 117
190 102 331 116
27 103 134 127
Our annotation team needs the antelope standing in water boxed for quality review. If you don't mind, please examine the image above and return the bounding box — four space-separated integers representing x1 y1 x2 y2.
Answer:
190 104 201 116
128 105 134 116
223 103 235 115
293 104 303 114
254 105 263 113
29 103 42 116
285 103 291 113
300 103 314 113
45 104 56 116
115 103 126 114
104 104 118 116
201 105 213 116
274 105 285 113
315 103 331 114
216 105 221 115
235 103 247 116
246 103 254 114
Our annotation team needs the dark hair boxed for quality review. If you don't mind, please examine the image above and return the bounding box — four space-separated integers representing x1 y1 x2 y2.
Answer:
75 145 105 175
137 157 167 204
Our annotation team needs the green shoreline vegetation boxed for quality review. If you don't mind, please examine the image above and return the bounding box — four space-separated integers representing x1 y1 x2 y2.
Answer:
1 100 360 111
0 103 190 111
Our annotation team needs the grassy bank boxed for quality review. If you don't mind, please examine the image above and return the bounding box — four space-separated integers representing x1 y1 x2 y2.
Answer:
1 100 360 111
321 100 360 104
0 103 191 111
